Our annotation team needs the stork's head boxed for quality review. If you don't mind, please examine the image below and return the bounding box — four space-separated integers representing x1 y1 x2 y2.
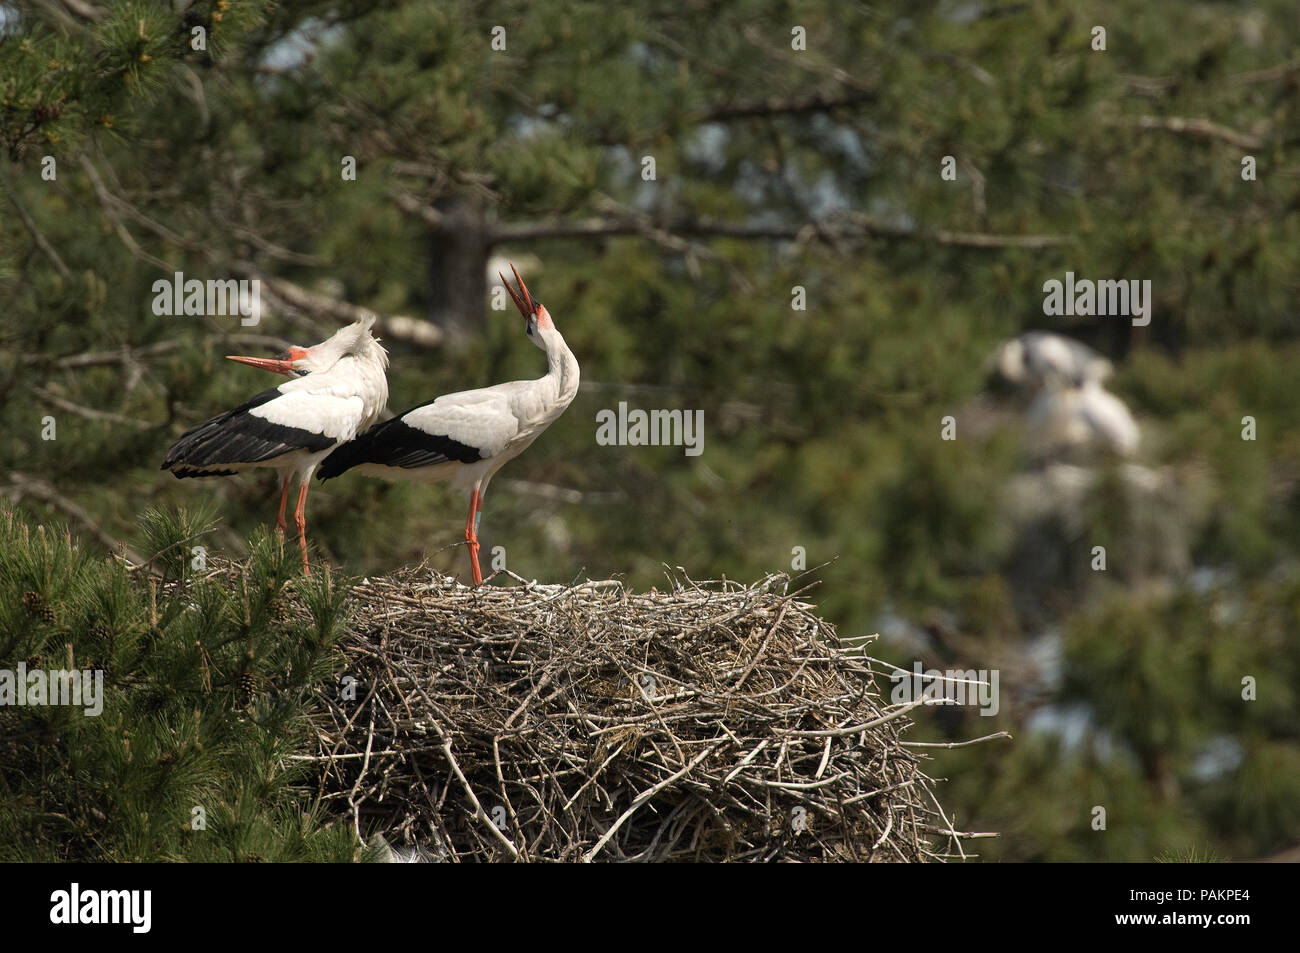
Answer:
990 337 1028 387
226 316 388 376
500 262 553 350
987 332 1113 393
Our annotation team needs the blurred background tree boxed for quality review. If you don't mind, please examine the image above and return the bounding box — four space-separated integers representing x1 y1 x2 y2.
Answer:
1 0 1298 861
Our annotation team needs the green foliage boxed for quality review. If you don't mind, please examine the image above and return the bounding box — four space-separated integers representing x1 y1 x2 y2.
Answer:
0 506 359 861
136 502 219 582
0 0 271 158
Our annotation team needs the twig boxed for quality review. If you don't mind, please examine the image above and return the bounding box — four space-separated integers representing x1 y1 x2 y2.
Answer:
4 184 72 280
31 385 152 430
583 739 727 862
6 471 146 565
1121 115 1265 151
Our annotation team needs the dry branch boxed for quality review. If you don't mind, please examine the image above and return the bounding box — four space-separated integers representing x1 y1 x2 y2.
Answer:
5 472 146 565
233 263 445 349
1121 115 1266 151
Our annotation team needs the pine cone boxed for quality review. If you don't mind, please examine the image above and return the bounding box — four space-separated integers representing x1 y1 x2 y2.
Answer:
268 595 289 622
30 101 64 123
89 621 113 645
22 590 55 624
237 670 257 697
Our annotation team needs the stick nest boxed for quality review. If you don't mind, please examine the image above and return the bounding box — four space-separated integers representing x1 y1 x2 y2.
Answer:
308 567 973 862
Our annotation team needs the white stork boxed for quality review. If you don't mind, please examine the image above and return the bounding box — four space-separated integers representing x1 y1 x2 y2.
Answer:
990 331 1113 390
1026 378 1141 457
161 317 389 573
316 264 579 585
987 331 1140 458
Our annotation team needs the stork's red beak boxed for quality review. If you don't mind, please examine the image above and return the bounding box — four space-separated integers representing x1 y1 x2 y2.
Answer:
499 262 538 316
226 346 309 376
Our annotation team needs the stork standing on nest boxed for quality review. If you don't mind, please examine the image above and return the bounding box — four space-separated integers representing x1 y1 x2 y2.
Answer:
317 264 579 585
161 317 389 573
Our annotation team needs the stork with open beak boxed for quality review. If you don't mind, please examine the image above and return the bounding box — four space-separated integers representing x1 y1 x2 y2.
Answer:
316 264 580 585
161 317 389 573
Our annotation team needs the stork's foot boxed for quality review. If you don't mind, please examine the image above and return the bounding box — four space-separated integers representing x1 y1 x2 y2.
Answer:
465 539 482 586
275 476 291 539
294 481 311 576
463 488 483 585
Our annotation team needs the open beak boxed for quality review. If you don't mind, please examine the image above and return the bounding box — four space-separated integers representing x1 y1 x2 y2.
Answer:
226 346 309 376
499 262 536 317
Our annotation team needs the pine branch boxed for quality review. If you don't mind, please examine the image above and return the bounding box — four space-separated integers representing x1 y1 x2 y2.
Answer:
1227 57 1300 86
699 88 874 122
1121 115 1266 150
79 156 202 254
232 263 445 348
5 471 147 565
56 0 106 22
78 155 176 271
223 221 324 267
497 479 625 505
3 185 72 281
13 333 294 369
31 383 152 429
78 158 444 348
487 209 1072 250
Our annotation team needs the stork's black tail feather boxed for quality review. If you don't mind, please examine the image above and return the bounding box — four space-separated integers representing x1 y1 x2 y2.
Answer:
318 411 482 481
316 432 373 481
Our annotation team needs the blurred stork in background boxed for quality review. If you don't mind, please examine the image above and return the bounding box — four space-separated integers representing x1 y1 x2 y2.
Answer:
984 331 1202 606
989 331 1140 458
991 330 1115 391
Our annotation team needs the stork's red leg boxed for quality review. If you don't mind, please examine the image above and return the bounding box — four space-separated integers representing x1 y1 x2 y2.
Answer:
275 475 290 537
463 489 482 585
294 481 311 575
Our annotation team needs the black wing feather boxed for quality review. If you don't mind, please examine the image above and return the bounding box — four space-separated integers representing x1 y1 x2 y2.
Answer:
161 387 334 478
317 408 481 481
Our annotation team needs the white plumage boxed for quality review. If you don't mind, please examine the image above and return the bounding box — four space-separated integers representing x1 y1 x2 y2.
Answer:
990 331 1140 458
162 317 389 572
1027 380 1141 457
318 264 579 584
992 331 1113 389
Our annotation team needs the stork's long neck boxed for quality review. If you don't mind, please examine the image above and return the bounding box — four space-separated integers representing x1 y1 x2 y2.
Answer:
541 328 580 409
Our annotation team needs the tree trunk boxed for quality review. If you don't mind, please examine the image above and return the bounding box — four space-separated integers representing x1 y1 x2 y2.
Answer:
426 194 489 344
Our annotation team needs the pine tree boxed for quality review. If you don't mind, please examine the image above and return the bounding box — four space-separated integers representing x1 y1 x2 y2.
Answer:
0 505 364 861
